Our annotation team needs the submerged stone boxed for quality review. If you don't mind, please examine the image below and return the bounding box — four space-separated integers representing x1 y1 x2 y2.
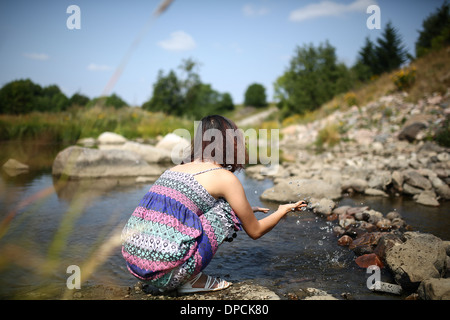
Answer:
355 253 384 268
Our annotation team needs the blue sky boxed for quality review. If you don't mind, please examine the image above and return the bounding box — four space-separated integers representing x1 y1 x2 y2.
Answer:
0 0 445 106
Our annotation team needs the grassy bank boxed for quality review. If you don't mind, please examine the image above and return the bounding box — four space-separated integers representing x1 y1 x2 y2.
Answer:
0 105 193 143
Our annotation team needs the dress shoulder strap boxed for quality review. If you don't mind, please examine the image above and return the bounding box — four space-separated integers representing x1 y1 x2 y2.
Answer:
192 166 228 176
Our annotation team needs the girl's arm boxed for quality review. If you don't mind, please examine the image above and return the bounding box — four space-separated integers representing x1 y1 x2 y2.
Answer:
220 172 306 240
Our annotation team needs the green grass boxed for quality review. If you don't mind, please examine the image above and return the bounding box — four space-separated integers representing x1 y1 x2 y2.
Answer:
0 105 193 143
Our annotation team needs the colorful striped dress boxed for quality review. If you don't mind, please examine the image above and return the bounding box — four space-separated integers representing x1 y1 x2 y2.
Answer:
121 167 242 290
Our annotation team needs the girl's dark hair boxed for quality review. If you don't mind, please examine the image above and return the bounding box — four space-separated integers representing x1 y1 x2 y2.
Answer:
189 115 248 172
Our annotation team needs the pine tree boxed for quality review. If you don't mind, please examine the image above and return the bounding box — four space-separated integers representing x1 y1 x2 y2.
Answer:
354 37 378 81
375 21 408 74
416 2 450 57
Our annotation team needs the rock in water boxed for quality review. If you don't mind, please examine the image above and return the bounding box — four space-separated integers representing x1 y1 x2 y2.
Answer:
100 141 173 163
260 178 341 202
337 235 353 246
2 158 29 177
402 169 432 190
311 198 336 215
418 278 450 300
349 232 384 256
385 232 447 292
355 253 384 268
155 133 191 160
2 158 29 170
415 190 440 207
364 188 389 197
3 159 29 170
97 132 127 144
373 233 403 260
52 146 163 179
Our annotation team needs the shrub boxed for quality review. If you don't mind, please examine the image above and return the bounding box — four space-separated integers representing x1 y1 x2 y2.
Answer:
281 114 302 127
315 123 341 150
244 83 267 107
435 117 450 147
87 93 128 109
344 92 358 107
391 67 416 91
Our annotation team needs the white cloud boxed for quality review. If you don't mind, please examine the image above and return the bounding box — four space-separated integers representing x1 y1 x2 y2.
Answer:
23 53 49 61
231 42 243 54
280 54 292 62
289 0 375 22
87 63 112 71
242 4 269 16
157 30 196 51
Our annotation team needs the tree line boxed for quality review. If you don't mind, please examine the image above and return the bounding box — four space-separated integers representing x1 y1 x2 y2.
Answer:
141 58 235 119
0 78 128 114
275 1 449 118
0 2 448 117
275 20 411 118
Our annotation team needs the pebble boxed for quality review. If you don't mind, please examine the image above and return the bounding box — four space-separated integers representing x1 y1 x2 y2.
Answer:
337 235 353 246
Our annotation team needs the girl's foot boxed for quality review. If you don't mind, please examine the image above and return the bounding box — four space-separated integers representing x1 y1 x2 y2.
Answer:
177 272 231 294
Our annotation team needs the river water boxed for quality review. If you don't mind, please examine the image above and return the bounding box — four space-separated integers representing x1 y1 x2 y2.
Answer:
0 142 449 300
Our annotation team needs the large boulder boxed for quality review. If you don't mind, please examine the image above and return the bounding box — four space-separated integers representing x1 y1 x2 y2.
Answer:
373 233 403 260
429 175 450 200
402 169 432 190
368 171 392 190
398 122 427 142
385 232 447 292
398 115 431 142
155 133 191 160
260 178 341 202
52 146 164 179
97 132 127 144
418 278 450 300
99 141 173 164
341 178 368 193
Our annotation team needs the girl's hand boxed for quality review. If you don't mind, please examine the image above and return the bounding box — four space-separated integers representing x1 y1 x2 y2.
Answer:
252 206 270 213
278 200 307 215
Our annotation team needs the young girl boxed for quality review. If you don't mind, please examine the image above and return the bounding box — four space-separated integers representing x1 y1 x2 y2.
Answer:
121 115 306 293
